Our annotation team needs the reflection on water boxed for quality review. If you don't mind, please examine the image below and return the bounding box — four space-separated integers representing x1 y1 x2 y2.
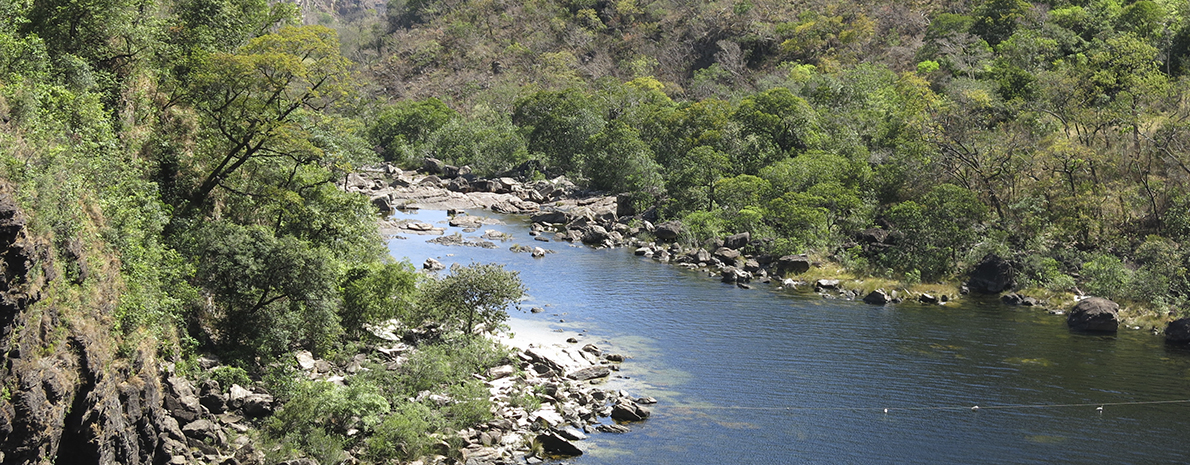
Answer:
387 209 1190 464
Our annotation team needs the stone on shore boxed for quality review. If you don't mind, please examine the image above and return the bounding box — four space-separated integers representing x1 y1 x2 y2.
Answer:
1165 318 1190 344
1067 297 1120 332
862 289 890 305
536 432 583 457
610 400 651 422
967 254 1015 294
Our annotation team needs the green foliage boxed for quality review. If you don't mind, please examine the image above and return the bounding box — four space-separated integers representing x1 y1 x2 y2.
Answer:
180 221 341 357
512 88 605 175
267 380 391 463
881 184 987 281
209 366 252 389
1081 253 1131 300
339 261 418 337
418 263 525 336
368 98 459 164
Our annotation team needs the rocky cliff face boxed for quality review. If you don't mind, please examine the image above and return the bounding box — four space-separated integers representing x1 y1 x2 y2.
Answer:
0 186 173 465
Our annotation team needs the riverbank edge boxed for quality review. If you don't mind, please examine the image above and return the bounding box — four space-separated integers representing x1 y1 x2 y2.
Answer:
351 163 1176 337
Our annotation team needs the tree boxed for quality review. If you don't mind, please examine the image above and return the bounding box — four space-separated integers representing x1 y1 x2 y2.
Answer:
368 97 459 163
882 184 987 280
970 0 1031 47
732 87 819 155
177 25 354 219
512 88 605 175
183 221 341 355
420 263 525 336
340 261 418 337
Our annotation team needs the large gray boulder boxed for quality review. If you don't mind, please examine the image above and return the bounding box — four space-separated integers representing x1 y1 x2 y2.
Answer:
610 400 651 422
723 232 750 250
775 255 811 275
1165 318 1190 344
530 211 569 224
536 432 583 457
713 247 741 263
720 267 752 284
1067 297 1120 332
654 221 682 240
967 254 1015 294
862 289 891 305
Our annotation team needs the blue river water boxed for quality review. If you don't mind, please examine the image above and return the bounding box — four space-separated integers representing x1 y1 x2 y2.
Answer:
387 209 1190 464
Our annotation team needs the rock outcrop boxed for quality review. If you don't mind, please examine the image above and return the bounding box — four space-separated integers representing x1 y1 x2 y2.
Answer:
1067 297 1120 332
966 254 1016 294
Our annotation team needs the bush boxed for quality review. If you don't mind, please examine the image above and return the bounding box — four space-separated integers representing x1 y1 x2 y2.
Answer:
266 380 391 462
209 366 251 390
1081 254 1131 300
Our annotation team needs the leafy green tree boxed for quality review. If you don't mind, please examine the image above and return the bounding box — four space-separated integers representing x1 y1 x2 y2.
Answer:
732 87 819 155
178 25 354 219
420 263 526 336
340 261 418 337
512 88 605 175
665 145 730 214
970 0 1031 46
882 184 987 280
182 221 341 355
583 121 663 194
368 97 459 163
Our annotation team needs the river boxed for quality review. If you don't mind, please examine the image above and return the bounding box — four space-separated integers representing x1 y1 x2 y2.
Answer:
387 209 1190 464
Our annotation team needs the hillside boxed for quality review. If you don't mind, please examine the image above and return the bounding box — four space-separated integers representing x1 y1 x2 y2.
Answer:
3 0 1190 463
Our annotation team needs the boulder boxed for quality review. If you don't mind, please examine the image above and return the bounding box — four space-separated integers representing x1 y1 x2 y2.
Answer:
1067 297 1120 332
198 380 226 414
862 289 890 305
720 267 752 284
582 226 610 245
531 211 570 224
597 424 631 433
532 247 546 258
1001 293 1039 306
556 426 588 441
713 247 741 263
918 293 939 304
967 254 1015 294
856 228 890 244
1165 318 1190 344
370 196 393 215
423 157 445 174
693 248 712 263
423 258 445 271
610 400 651 422
241 394 274 417
723 232 750 250
814 279 841 291
446 177 470 193
775 255 811 275
654 221 682 241
182 419 226 446
567 366 611 381
536 432 583 457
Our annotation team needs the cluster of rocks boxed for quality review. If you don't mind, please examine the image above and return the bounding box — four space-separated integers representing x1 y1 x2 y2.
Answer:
344 161 581 217
455 342 652 463
158 364 275 465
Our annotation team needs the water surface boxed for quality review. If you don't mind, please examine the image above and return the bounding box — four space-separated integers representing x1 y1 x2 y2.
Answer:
387 209 1190 464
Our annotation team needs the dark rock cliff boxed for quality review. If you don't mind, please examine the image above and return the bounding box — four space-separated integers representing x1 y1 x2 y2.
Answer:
0 187 173 465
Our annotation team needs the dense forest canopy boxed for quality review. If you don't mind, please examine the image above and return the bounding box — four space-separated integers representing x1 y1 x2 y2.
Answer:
4 0 1190 461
